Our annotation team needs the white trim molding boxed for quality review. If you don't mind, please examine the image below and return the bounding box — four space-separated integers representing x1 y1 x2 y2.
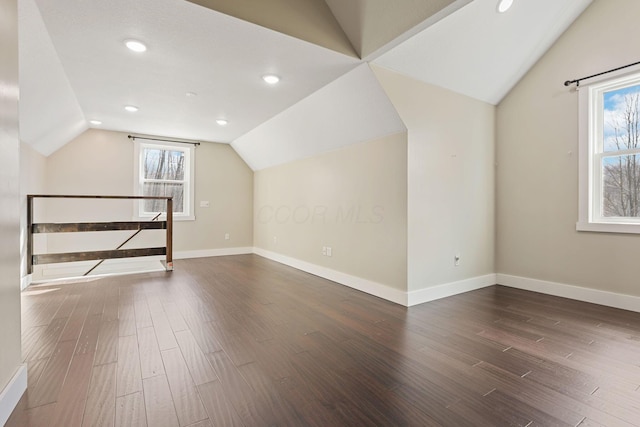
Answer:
576 221 640 234
407 274 497 307
0 364 27 426
497 273 640 313
27 248 253 284
253 247 408 305
253 248 498 307
174 247 253 260
577 66 640 234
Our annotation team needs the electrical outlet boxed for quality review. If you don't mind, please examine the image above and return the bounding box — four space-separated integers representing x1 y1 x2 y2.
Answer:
322 246 327 256
273 236 277 244
454 254 461 266
224 233 230 240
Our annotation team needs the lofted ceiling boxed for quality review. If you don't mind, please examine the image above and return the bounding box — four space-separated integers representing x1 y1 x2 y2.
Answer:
19 0 594 167
232 64 406 171
375 0 593 105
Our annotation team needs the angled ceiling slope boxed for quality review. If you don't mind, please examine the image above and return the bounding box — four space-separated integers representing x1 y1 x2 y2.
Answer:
185 0 357 57
188 0 470 60
375 0 594 105
324 0 470 59
232 63 406 171
27 0 361 155
19 0 86 156
20 0 592 164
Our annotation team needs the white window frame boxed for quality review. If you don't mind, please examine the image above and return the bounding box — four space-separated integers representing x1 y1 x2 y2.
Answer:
133 140 195 221
577 67 640 234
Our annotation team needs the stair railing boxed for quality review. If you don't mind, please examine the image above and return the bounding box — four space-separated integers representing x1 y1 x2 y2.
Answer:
27 194 174 276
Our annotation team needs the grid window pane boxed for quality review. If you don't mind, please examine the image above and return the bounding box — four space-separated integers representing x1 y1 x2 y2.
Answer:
143 148 185 180
143 183 184 213
603 84 640 152
602 154 640 217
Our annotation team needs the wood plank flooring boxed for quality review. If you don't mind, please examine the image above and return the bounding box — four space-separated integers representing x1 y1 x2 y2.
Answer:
8 254 640 426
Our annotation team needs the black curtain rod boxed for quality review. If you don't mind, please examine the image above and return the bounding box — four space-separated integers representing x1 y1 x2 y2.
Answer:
128 135 201 146
564 60 640 87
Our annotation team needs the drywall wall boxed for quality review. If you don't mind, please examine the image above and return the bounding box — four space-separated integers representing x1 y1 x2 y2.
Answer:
41 129 253 275
496 0 640 296
0 0 25 417
373 65 495 292
20 143 47 282
254 132 408 291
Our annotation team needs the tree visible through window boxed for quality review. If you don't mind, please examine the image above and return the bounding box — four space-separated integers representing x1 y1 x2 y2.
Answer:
578 72 640 232
135 141 194 219
142 147 185 213
602 85 640 218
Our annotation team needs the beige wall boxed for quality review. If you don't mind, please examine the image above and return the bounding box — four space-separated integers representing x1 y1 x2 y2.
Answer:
373 66 495 292
496 0 640 295
0 0 23 397
254 133 408 290
42 129 253 259
20 143 47 196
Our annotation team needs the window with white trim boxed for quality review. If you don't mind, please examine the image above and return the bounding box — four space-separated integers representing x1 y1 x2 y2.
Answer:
578 71 640 234
134 141 195 220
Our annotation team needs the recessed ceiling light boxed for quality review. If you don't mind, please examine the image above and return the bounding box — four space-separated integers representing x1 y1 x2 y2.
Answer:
262 74 280 85
89 120 102 125
124 105 139 112
497 0 514 13
186 91 197 97
125 39 147 53
216 119 228 126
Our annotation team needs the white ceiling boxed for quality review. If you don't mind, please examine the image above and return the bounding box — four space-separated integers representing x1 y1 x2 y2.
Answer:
25 0 360 152
19 0 86 156
323 0 470 59
374 0 594 105
19 0 595 167
232 64 406 170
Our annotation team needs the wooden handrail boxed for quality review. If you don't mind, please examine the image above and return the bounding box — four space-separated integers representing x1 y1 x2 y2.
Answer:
27 194 174 276
33 248 167 264
27 194 173 200
33 221 166 233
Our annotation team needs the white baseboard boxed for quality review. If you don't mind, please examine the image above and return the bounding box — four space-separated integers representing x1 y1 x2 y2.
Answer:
174 247 253 260
497 273 640 313
0 364 27 426
31 258 166 284
252 248 498 307
27 248 252 284
253 247 408 305
407 274 497 306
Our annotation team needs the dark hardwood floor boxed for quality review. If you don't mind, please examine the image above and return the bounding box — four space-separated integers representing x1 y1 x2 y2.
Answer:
7 254 640 426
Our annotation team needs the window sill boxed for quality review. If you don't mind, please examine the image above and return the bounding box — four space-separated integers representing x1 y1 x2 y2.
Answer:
576 221 640 234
